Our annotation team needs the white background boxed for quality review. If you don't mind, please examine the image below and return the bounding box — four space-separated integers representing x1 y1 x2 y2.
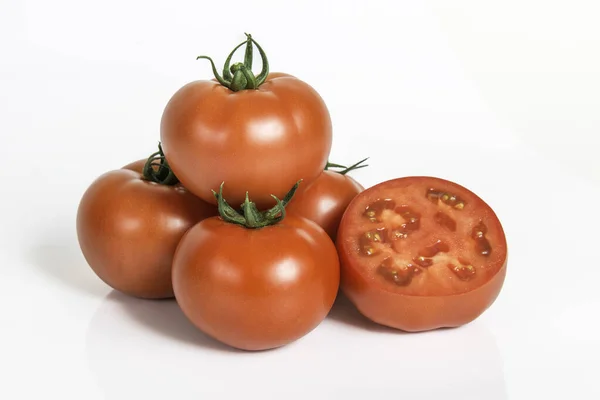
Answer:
2 0 599 399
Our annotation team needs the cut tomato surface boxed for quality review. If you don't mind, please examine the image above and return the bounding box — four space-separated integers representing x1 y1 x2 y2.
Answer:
336 176 507 332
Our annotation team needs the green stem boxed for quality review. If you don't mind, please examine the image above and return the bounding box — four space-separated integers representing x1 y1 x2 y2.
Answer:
196 56 230 87
223 40 248 82
142 143 180 186
212 181 301 229
325 162 347 169
244 33 253 69
196 33 269 92
325 157 369 175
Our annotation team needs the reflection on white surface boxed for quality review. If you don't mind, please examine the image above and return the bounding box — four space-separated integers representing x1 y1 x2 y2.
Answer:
86 291 506 399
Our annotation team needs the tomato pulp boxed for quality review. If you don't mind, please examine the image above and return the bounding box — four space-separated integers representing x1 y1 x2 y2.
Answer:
336 176 507 332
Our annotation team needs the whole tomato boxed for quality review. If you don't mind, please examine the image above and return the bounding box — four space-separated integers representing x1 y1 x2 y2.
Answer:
286 158 367 241
160 34 332 209
76 145 218 299
172 183 340 351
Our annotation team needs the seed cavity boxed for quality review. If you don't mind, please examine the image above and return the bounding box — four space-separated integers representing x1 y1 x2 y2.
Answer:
390 230 408 240
426 188 466 210
395 206 421 232
434 212 457 231
471 221 492 256
388 205 422 239
418 239 450 258
363 199 396 222
378 257 422 286
359 228 388 256
447 263 476 281
413 256 434 268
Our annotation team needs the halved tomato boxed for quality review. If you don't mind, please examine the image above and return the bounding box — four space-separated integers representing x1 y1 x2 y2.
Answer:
336 176 507 332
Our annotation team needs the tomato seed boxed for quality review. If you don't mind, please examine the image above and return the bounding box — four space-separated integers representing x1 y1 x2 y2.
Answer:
391 230 408 239
426 188 466 209
458 257 473 266
447 263 476 281
363 199 396 222
413 256 434 268
426 188 444 204
378 258 421 286
359 228 388 256
418 239 450 257
434 212 457 231
471 221 492 256
395 206 421 230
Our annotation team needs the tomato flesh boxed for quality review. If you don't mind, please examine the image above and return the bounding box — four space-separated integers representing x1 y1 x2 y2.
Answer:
336 176 507 331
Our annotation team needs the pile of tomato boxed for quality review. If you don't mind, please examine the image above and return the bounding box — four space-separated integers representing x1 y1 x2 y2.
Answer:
76 34 508 351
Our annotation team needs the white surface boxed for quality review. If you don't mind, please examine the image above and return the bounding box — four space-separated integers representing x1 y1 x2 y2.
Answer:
2 0 599 399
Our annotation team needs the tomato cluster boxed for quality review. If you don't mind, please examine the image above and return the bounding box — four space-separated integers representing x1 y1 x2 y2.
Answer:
76 34 508 351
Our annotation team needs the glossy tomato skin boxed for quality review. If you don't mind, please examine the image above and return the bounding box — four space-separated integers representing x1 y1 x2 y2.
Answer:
76 162 218 299
339 252 507 332
160 73 332 209
336 176 508 332
172 215 340 351
121 158 147 172
286 171 364 241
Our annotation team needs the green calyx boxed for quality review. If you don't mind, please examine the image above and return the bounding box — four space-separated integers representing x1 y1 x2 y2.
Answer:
212 181 301 229
197 33 269 92
142 142 179 186
325 157 369 175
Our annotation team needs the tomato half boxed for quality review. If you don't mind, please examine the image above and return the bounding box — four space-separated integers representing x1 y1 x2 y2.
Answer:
160 35 332 209
286 160 366 241
336 176 507 332
172 185 340 351
76 156 218 299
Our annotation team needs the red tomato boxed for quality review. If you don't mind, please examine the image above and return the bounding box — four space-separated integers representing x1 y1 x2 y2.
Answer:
172 184 340 351
160 34 332 209
76 151 218 299
121 158 148 172
336 176 507 332
286 159 367 241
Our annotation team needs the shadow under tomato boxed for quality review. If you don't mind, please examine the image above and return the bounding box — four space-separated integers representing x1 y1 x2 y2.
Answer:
27 231 107 298
100 290 239 353
86 290 507 400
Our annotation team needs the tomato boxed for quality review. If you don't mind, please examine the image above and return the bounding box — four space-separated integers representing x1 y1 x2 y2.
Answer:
76 147 218 299
286 158 367 241
160 34 332 209
336 176 507 332
172 183 340 351
121 158 147 172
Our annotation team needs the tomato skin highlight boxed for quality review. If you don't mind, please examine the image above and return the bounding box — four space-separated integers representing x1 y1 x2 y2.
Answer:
286 170 364 241
172 215 340 351
160 73 332 210
76 161 218 299
336 176 508 332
